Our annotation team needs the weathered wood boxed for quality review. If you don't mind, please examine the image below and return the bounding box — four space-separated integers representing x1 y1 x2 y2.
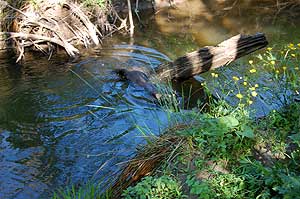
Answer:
118 33 268 99
155 33 268 80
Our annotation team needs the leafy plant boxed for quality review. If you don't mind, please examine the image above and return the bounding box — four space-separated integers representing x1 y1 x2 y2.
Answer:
186 175 213 199
122 176 183 199
186 173 247 199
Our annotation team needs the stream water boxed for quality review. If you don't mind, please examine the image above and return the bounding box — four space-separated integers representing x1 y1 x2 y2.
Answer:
1 2 300 198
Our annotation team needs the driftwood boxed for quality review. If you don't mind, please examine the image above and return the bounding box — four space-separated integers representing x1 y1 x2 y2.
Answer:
119 33 268 98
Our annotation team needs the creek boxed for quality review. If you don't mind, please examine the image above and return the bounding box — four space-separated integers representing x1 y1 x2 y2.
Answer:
0 2 300 198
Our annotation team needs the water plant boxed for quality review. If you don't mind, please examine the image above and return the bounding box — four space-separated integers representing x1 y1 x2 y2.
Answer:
51 182 111 199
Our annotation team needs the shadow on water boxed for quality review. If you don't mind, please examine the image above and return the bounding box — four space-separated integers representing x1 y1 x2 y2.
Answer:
1 1 300 198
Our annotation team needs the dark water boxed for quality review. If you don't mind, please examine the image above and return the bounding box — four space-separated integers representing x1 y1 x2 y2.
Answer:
0 46 173 198
1 2 300 198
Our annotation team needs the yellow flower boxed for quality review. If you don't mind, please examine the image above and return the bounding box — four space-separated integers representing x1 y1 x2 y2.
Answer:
289 43 294 48
249 68 257 73
281 51 284 54
249 60 254 64
251 91 258 97
232 76 239 81
250 87 256 91
236 93 243 99
270 60 275 65
243 81 248 86
282 66 287 70
291 54 296 57
211 72 219 78
248 100 253 105
276 70 280 74
255 84 259 88
297 43 300 47
267 47 272 51
295 67 299 70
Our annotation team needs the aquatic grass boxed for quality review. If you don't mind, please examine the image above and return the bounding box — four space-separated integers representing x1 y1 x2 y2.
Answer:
51 182 111 199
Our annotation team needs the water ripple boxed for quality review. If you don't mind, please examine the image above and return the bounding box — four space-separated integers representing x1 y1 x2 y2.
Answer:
0 44 171 198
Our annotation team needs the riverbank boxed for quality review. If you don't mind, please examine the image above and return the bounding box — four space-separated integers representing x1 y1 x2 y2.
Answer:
1 0 300 61
51 42 300 198
121 103 300 199
119 43 300 198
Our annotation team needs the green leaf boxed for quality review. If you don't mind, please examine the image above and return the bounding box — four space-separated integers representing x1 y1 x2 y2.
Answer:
289 133 300 145
237 125 254 138
218 115 239 129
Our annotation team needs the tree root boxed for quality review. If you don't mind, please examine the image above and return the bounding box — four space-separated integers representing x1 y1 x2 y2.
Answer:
0 0 127 62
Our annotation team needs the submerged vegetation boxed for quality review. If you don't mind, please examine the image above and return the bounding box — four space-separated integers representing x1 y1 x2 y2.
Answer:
51 41 300 198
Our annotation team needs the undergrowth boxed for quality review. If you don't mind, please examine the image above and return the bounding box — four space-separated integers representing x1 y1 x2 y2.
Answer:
121 43 300 199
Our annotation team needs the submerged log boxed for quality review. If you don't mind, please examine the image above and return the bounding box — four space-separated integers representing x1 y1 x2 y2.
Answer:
119 33 268 98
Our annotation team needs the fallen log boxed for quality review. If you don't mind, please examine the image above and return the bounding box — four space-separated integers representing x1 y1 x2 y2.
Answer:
119 33 268 98
156 33 268 80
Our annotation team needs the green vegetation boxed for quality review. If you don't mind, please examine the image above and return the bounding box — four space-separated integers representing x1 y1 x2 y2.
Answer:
122 176 183 199
82 0 108 8
52 182 112 199
121 99 299 199
121 43 300 199
51 43 300 198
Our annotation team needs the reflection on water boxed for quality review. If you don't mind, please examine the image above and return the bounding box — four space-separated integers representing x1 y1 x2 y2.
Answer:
0 46 171 198
1 1 300 198
134 0 300 59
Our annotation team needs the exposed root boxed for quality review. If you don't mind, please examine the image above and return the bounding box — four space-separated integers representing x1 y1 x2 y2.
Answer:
1 31 80 61
0 0 127 61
